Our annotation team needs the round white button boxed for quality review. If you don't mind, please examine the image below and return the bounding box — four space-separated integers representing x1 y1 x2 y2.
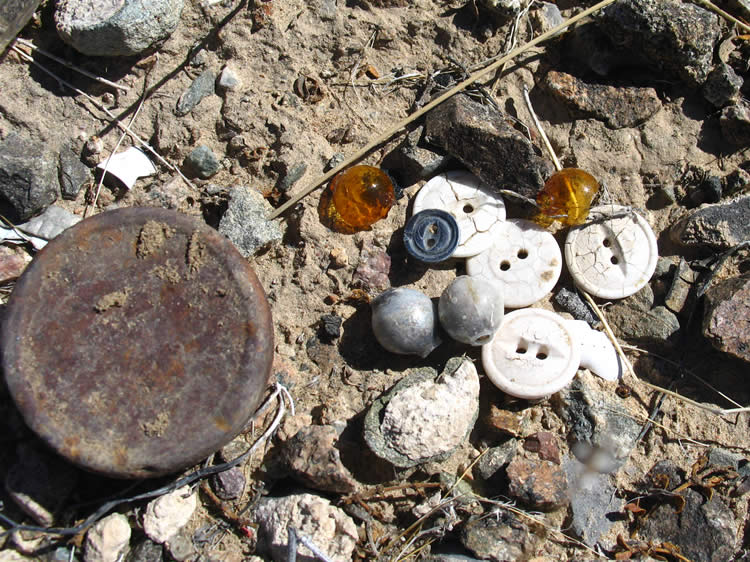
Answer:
564 205 658 300
465 219 562 308
412 170 506 258
482 308 581 400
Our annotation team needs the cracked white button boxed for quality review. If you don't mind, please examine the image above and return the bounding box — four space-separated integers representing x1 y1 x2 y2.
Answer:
565 320 623 381
482 308 580 400
465 219 562 308
412 170 505 258
565 205 658 300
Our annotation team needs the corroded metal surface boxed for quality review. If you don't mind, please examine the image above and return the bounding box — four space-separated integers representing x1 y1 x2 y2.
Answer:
2 208 274 478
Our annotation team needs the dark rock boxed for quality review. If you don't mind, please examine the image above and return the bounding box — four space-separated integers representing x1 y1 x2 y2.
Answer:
505 457 567 511
703 274 750 363
184 145 220 179
554 374 642 473
126 538 164 562
280 425 357 493
0 134 59 220
5 441 78 526
703 63 743 108
352 240 391 294
565 458 621 546
277 162 307 192
542 71 661 129
606 285 680 346
176 70 216 116
671 195 750 249
724 168 750 197
461 510 539 562
554 287 598 327
720 101 750 146
702 175 723 204
484 405 526 437
599 0 719 87
381 126 451 187
306 335 339 372
319 314 342 342
218 186 282 257
563 22 630 77
729 0 750 21
638 487 736 561
646 459 684 490
55 0 184 56
58 144 90 200
664 258 696 316
475 440 517 481
523 432 560 465
425 94 553 199
210 467 245 500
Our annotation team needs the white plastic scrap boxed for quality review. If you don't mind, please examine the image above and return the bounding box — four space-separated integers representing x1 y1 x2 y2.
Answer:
0 206 81 250
565 319 623 381
97 146 156 190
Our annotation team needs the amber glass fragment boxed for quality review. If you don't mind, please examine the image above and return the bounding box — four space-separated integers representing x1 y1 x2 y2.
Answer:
534 168 599 226
330 165 395 230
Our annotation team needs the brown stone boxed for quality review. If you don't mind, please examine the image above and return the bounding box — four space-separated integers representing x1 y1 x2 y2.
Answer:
485 405 524 437
506 457 568 512
703 275 750 363
280 425 358 493
523 432 561 465
0 245 30 283
542 71 661 130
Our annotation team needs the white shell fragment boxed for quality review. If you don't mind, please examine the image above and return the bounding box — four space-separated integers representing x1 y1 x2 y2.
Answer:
565 320 623 381
466 219 562 308
97 146 156 190
412 170 505 258
482 308 580 400
565 205 658 300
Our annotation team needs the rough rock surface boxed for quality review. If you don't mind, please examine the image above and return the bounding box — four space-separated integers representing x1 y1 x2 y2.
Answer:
280 425 358 493
55 0 185 56
461 511 539 561
425 94 554 199
58 144 90 200
554 373 642 473
720 101 750 146
218 186 282 257
565 458 621 546
143 486 197 544
364 358 480 467
184 145 220 179
671 195 750 249
599 0 719 86
0 134 58 221
84 513 131 562
703 275 750 363
505 456 568 511
542 70 661 129
210 467 245 500
703 63 743 108
254 493 358 562
175 70 216 116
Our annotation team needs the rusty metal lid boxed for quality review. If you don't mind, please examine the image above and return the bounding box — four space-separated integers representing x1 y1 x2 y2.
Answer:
2 207 274 478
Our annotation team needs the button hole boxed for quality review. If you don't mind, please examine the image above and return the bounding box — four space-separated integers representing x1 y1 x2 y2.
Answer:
500 261 511 271
463 204 474 213
610 256 619 265
517 249 528 259
426 238 436 248
536 351 548 360
516 346 527 354
603 238 612 247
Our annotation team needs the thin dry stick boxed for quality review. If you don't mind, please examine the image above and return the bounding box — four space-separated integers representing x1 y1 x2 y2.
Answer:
268 0 618 219
85 94 147 217
692 0 750 33
10 45 198 193
522 84 562 171
14 39 129 92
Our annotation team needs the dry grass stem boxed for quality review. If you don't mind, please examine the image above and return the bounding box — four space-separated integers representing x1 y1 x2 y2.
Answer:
14 39 129 92
692 0 750 33
268 0 618 219
522 84 562 171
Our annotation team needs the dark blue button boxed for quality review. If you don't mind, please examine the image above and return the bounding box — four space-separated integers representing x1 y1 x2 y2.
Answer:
404 209 459 263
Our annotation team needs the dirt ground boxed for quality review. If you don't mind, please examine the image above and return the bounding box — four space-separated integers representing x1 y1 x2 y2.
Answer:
1 0 750 560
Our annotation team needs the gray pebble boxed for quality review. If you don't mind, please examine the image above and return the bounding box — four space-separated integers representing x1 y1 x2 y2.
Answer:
58 144 90 200
185 145 220 179
176 70 216 116
218 186 282 257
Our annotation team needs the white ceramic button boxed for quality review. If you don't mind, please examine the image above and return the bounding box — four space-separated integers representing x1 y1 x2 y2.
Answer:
565 320 623 381
482 308 580 400
466 219 562 308
412 170 506 258
565 205 658 300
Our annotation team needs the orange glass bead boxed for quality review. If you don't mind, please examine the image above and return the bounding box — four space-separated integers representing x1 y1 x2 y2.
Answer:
330 165 395 230
535 168 599 226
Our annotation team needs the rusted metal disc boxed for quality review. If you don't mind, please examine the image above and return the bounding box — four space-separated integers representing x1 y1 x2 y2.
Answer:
2 207 274 478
